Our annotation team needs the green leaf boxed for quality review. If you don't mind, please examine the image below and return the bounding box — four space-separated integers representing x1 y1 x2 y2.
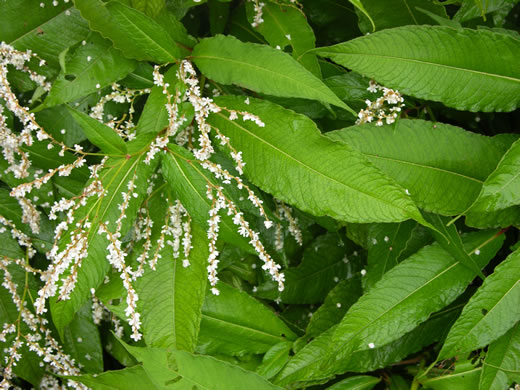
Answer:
364 220 425 290
256 233 357 304
327 119 506 215
353 0 447 34
43 32 136 108
306 278 363 338
74 0 185 63
67 107 127 155
420 363 481 390
197 283 297 356
131 0 165 18
62 301 103 373
424 213 485 280
315 26 520 112
4 3 89 70
326 375 380 390
135 196 208 352
192 35 354 114
469 138 520 213
275 301 462 385
207 96 427 225
465 206 520 229
162 144 253 253
329 230 504 369
246 2 321 76
479 322 520 390
439 247 520 359
256 341 293 380
123 343 284 390
72 365 158 389
50 155 157 332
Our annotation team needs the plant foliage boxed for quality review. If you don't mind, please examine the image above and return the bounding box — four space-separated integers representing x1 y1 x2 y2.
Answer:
0 0 519 389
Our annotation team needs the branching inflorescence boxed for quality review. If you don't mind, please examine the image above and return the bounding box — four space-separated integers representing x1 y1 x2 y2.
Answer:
0 42 289 387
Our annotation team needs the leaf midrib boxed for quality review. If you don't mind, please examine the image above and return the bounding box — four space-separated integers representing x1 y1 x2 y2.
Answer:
9 7 74 45
217 112 414 217
201 314 287 344
324 51 520 83
361 152 484 184
194 53 346 108
111 5 176 61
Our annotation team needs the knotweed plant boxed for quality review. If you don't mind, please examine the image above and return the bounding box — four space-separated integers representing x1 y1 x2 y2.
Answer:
1 1 519 389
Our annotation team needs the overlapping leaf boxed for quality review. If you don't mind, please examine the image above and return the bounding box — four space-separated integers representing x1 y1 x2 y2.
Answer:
439 247 520 359
329 231 503 369
192 35 354 113
197 283 297 356
315 26 520 112
327 119 506 215
208 96 426 225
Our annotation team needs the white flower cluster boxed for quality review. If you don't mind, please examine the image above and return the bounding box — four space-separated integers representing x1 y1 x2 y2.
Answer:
250 0 266 28
356 80 405 126
90 83 150 141
274 199 303 251
0 257 85 390
0 43 51 179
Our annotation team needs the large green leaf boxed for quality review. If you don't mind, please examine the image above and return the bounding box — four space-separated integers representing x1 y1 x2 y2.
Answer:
4 2 89 70
328 230 503 369
50 154 157 332
420 362 481 390
479 322 520 390
275 302 462 386
43 32 136 108
192 35 354 113
135 195 208 352
327 119 505 215
68 107 127 155
439 247 520 359
207 96 426 225
197 283 297 356
74 0 186 63
315 26 520 112
162 144 253 253
469 138 520 213
72 365 158 389
124 343 284 390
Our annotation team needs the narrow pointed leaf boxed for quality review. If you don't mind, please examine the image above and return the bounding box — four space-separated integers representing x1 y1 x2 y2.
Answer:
327 119 506 215
67 107 127 155
256 341 293 380
479 322 520 390
315 26 520 112
197 283 297 356
326 375 380 390
425 213 485 279
329 230 503 367
439 247 520 359
192 35 354 113
123 343 284 390
420 365 481 390
208 96 426 225
470 138 520 213
74 0 185 63
72 366 158 389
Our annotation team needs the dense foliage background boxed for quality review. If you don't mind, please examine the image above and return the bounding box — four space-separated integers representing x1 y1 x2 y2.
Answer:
0 0 519 388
